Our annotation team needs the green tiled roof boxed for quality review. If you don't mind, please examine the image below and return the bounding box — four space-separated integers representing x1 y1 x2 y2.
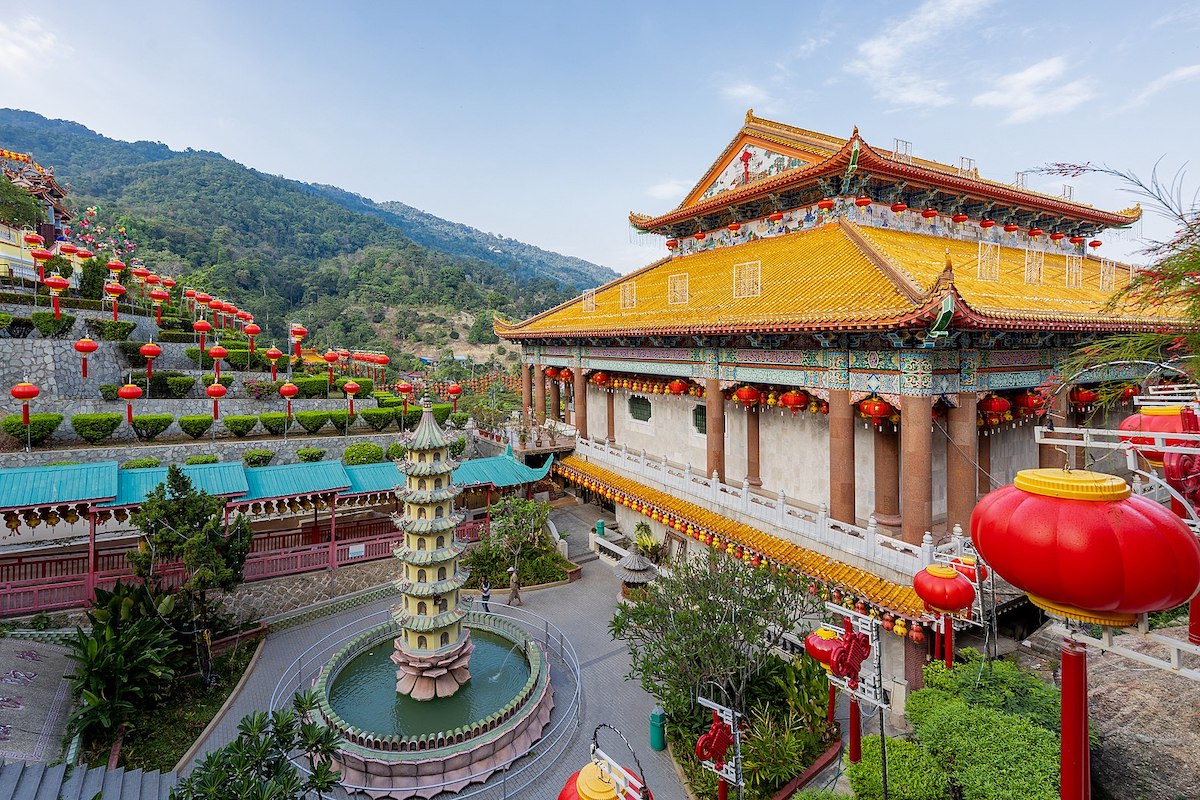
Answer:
409 400 450 451
242 461 351 502
343 462 404 496
98 462 250 509
453 453 553 489
0 461 118 511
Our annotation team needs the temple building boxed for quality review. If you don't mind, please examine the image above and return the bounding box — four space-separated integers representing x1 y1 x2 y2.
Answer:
391 399 473 700
497 112 1163 703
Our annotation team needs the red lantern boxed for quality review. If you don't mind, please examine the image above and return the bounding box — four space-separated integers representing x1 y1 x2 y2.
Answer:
972 468 1200 627
1003 223 1020 232
1014 390 1046 417
398 381 414 422
890 202 907 213
559 368 574 383
1118 406 1185 467
43 273 70 319
1069 235 1085 245
264 346 284 381
447 382 463 411
591 371 609 387
59 243 78 257
733 385 760 407
244 322 260 354
1068 385 1099 412
779 389 809 415
289 323 307 359
908 624 925 644
206 382 227 420
74 338 99 378
29 248 52 282
10 382 38 426
858 396 893 426
1089 240 1102 249
21 232 43 248
980 219 996 229
951 213 968 224
978 393 1012 427
817 198 835 210
694 231 707 241
279 381 299 419
161 276 176 294
914 565 976 614
921 209 938 219
323 350 339 385
149 287 170 324
768 211 785 222
375 353 390 381
1050 232 1066 241
545 367 560 380
76 249 94 261
145 273 161 287
208 345 228 381
118 383 143 424
804 628 840 673
727 222 741 233
667 379 688 396
950 556 987 583
139 342 162 385
104 282 126 321
1028 227 1044 237
193 319 212 353
1119 384 1138 402
665 238 678 250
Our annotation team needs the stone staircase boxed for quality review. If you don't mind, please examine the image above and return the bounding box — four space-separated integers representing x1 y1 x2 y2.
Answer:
0 760 176 800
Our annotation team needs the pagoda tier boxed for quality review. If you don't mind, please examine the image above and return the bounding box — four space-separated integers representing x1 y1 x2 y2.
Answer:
391 398 473 701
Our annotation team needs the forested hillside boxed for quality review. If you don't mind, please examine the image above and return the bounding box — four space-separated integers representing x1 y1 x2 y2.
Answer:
0 109 615 358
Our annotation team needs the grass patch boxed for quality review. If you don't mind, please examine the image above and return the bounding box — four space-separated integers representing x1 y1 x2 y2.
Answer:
84 644 256 771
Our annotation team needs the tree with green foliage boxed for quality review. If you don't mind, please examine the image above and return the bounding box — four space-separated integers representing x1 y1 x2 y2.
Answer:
171 690 342 800
0 174 42 228
128 466 252 686
468 310 500 344
487 495 551 576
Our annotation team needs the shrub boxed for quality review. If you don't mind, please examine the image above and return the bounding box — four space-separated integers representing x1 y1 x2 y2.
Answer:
243 378 281 400
386 442 407 461
166 376 196 398
184 347 216 369
117 340 151 366
259 412 291 435
47 461 82 466
31 311 76 338
449 411 469 428
432 403 452 425
293 376 328 399
1 413 63 446
904 688 956 730
224 349 266 371
85 319 137 341
328 410 357 433
184 454 219 465
223 415 259 438
0 313 10 330
6 317 34 338
178 414 215 439
200 374 235 388
343 442 383 465
296 447 326 462
294 411 329 434
847 736 950 800
242 449 275 467
921 651 1060 733
98 384 120 401
131 413 174 441
71 413 124 444
121 457 162 470
360 407 394 431
449 436 467 458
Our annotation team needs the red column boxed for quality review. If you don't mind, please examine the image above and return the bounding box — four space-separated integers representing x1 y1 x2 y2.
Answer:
548 380 561 423
86 512 97 601
944 614 954 669
534 365 546 423
606 390 615 443
828 388 855 524
327 494 338 572
1060 640 1090 800
574 369 588 440
745 405 761 486
901 394 934 543
848 697 862 764
705 378 726 483
827 683 837 724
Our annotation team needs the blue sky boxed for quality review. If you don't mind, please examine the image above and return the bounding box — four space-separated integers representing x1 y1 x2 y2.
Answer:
1 0 1197 273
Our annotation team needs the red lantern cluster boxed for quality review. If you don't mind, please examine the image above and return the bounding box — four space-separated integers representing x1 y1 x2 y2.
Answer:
732 385 760 408
978 393 1012 428
1068 385 1099 414
858 396 894 428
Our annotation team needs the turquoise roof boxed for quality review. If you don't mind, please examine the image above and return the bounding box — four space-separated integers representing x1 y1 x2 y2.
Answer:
343 462 404 495
409 400 450 451
452 453 553 489
242 461 351 502
0 461 118 511
97 462 250 509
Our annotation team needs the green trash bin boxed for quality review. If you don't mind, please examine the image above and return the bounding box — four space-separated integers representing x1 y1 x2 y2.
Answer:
649 707 666 751
596 519 605 538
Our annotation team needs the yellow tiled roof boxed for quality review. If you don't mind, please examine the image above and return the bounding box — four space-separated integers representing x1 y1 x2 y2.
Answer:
557 455 927 619
501 223 915 337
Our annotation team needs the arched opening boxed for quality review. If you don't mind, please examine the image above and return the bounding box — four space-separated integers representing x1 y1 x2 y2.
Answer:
437 566 447 581
435 506 444 519
436 535 445 548
440 632 450 647
417 537 426 550
434 477 442 489
417 635 427 649
438 597 448 613
418 507 427 519
417 569 427 582
417 601 427 615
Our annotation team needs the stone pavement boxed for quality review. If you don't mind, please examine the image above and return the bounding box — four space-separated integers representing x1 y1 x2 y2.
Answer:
186 531 686 799
0 638 73 763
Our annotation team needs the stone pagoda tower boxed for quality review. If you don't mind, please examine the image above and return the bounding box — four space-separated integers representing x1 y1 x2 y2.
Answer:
391 398 473 700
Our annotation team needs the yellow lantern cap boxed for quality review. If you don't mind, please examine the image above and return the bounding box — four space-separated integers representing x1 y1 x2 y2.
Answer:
1140 405 1182 417
574 761 620 800
1013 468 1130 502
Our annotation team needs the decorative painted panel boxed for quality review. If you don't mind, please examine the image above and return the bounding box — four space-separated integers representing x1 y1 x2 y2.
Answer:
698 144 807 202
899 352 933 395
980 368 1054 390
849 350 900 371
958 350 980 393
588 347 698 363
979 349 1044 368
823 351 850 390
849 371 901 396
728 349 825 367
582 359 691 378
720 366 825 388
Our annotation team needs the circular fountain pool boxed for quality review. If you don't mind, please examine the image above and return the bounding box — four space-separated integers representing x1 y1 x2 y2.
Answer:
328 629 531 738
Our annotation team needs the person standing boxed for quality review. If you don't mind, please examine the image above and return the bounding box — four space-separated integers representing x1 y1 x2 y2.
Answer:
507 567 522 606
480 579 491 612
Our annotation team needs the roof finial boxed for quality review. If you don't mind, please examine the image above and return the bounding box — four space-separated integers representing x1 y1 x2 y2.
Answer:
851 126 860 139
745 108 755 123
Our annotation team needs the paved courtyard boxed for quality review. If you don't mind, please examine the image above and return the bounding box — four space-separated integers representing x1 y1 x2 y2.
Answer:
187 502 686 799
0 638 74 763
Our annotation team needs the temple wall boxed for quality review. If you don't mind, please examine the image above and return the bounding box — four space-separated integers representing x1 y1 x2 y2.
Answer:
759 411 829 508
610 394 709 471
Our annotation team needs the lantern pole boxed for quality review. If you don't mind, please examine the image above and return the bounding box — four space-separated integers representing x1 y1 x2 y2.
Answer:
1060 639 1090 800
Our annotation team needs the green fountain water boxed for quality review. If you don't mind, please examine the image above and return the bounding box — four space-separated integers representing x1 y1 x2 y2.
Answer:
328 629 531 738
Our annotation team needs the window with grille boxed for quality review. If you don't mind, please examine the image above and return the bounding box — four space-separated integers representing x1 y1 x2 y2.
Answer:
1065 255 1083 288
977 242 1000 282
628 395 652 422
668 273 689 305
693 404 706 434
1099 259 1116 291
582 289 596 313
733 260 761 299
1023 249 1044 285
620 281 636 310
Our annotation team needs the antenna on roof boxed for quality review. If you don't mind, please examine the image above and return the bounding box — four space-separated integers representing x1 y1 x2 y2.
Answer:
1013 171 1027 189
1060 184 1074 201
957 157 976 178
892 138 913 165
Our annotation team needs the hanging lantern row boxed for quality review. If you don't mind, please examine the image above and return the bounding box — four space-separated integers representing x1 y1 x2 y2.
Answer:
1 503 91 533
1068 384 1100 414
556 465 929 632
591 373 707 398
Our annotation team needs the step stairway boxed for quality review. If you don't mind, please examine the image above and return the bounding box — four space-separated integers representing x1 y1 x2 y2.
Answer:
0 759 176 800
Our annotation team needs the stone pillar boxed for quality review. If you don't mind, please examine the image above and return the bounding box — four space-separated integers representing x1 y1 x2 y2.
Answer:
872 429 900 528
521 363 533 417
548 380 560 422
946 392 979 533
606 390 615 443
1039 389 1069 469
705 379 725 483
900 394 933 544
745 406 762 486
574 370 588 440
533 365 546 423
828 388 855 525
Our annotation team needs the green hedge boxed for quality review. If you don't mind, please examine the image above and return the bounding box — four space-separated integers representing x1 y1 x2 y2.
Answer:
223 415 259 438
258 412 291 435
0 290 149 316
98 384 119 401
166 376 196 398
70 413 124 444
117 340 152 367
120 457 162 470
294 411 329 434
386 442 407 461
224 349 268 371
6 317 34 338
157 331 199 343
131 414 174 441
449 411 469 427
184 347 216 369
293 376 328 399
296 447 326 462
335 377 374 396
343 442 384 465
31 311 76 338
184 454 219 465
449 436 467 458
200 374 235 388
847 737 949 800
242 449 275 467
85 319 138 341
360 407 394 431
178 414 215 439
0 313 11 331
328 410 357 433
1 413 63 446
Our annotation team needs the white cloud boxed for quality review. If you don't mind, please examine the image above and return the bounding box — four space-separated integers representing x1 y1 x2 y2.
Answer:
644 179 691 201
846 0 994 109
1123 64 1200 109
0 17 67 78
720 82 772 107
970 57 1095 124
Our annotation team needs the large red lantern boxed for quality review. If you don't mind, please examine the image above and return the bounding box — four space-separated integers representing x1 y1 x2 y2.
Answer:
74 338 98 378
950 556 987 583
558 761 650 800
59 243 78 258
29 248 53 282
921 208 938 219
244 322 261 354
1028 227 1044 238
264 346 284 381
104 282 126 321
768 211 785 222
206 382 227 420
1050 232 1066 241
129 264 151 297
118 383 143 425
22 232 43 248
208 345 228 381
591 371 609 387
858 396 893 427
913 564 976 669
1118 405 1184 468
804 627 840 673
544 367 560 380
447 382 463 411
10 382 38 426
323 350 339 386
951 213 968 224
817 198 835 211
279 381 299 419
979 219 996 229
733 385 760 408
397 381 414 423
149 287 170 324
854 196 872 208
558 368 574 383
667 379 688 396
139 342 162 385
375 353 390 381
890 202 908 213
193 319 212 353
342 380 361 415
978 393 1011 427
1014 390 1046 418
289 323 307 359
43 273 70 319
779 389 809 416
972 468 1200 627
1003 223 1020 232
1068 385 1099 412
